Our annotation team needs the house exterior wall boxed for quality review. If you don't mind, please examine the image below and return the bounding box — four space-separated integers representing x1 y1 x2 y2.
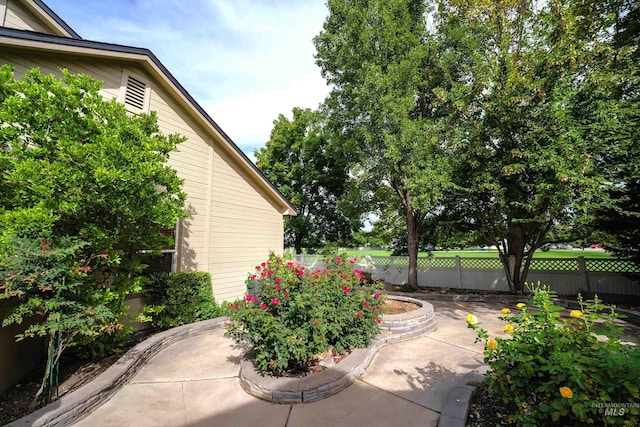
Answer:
0 299 44 395
0 50 285 303
210 146 285 301
1 0 54 34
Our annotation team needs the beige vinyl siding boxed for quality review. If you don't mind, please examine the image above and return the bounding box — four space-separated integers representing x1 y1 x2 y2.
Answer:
146 79 214 273
210 145 284 302
2 0 53 34
0 51 123 99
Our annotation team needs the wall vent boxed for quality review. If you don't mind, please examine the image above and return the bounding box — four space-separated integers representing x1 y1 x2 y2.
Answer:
124 76 147 111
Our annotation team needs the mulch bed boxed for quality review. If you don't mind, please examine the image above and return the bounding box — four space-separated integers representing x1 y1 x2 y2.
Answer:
466 381 518 426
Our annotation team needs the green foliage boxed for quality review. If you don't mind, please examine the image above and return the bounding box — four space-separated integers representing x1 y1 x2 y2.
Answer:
435 0 639 293
0 65 186 320
0 65 186 285
314 0 452 288
256 107 363 252
145 272 222 329
0 66 186 402
468 284 640 425
0 236 117 403
226 254 386 374
586 0 640 269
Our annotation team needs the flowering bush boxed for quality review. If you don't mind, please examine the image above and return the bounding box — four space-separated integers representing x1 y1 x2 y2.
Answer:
226 254 386 374
467 283 640 425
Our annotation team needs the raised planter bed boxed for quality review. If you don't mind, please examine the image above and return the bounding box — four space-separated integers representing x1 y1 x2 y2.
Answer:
239 294 436 404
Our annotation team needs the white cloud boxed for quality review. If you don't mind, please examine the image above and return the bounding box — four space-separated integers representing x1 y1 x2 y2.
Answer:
203 73 329 152
45 0 330 158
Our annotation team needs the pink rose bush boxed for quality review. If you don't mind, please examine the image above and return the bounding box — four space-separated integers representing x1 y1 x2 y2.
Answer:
226 254 386 374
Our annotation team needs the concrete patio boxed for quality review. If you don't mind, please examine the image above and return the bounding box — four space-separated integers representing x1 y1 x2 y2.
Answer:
68 300 512 427
15 296 632 427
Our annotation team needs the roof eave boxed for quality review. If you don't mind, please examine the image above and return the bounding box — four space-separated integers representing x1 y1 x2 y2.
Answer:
0 28 298 216
21 0 81 39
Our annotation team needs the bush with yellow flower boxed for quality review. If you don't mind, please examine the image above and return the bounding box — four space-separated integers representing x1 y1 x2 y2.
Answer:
466 283 640 425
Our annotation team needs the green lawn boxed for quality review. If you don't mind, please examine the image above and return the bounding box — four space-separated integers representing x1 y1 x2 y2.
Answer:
343 249 615 259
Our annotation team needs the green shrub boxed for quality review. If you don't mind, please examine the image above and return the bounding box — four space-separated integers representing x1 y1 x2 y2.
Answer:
226 254 386 374
145 271 221 329
467 283 640 425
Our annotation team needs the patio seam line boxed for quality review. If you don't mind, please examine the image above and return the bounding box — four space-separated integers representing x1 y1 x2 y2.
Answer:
180 381 188 425
357 377 440 413
422 335 484 354
130 375 238 385
283 405 293 427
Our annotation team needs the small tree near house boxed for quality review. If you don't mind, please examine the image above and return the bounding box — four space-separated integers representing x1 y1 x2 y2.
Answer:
0 65 186 405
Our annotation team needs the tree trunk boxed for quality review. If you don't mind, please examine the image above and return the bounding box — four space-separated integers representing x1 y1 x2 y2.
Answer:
507 223 527 293
294 231 304 254
405 204 421 291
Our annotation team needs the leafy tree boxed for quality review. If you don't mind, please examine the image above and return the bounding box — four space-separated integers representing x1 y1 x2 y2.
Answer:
314 0 452 289
579 0 640 267
0 65 186 402
438 0 625 292
256 107 362 253
0 236 115 405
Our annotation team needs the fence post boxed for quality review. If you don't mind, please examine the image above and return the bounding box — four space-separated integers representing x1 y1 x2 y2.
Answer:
456 256 463 289
577 256 591 293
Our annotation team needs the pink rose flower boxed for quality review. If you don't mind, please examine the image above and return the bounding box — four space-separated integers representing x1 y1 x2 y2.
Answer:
261 303 267 310
272 298 279 305
275 285 282 291
356 311 363 317
276 277 282 283
374 293 380 299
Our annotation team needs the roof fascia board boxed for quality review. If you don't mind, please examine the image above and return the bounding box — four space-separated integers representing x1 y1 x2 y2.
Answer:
21 0 81 39
0 28 297 216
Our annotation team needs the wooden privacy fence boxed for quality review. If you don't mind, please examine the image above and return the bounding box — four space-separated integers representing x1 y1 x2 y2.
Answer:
294 254 640 297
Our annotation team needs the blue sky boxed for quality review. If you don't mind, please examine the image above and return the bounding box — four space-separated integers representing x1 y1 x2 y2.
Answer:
45 0 331 161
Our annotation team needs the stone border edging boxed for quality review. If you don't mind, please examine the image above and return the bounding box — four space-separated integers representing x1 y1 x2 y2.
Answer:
437 372 484 427
239 295 436 404
7 317 230 427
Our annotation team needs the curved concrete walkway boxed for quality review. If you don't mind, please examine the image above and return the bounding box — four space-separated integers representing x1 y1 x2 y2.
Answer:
64 300 515 427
